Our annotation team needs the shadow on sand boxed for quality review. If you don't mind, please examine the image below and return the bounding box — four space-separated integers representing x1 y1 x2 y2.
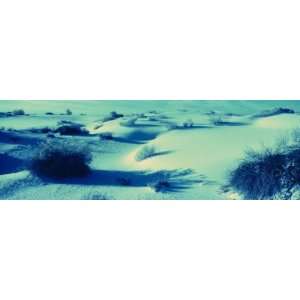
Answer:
43 168 205 193
0 154 25 175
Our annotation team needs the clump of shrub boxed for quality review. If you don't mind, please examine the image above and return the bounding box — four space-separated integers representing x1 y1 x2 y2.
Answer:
229 131 300 199
102 111 124 122
165 122 178 130
12 109 25 116
252 107 295 119
183 119 194 128
120 117 138 127
135 145 156 161
55 124 88 136
229 147 287 199
45 112 54 115
66 109 72 115
209 115 225 125
30 140 92 179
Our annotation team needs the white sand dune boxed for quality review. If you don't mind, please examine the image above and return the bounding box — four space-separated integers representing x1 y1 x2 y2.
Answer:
1 100 300 199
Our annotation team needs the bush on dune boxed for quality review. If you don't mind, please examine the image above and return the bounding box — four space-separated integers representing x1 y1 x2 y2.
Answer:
135 145 156 161
30 140 92 179
229 147 287 199
102 111 124 122
55 124 88 136
13 109 25 116
229 131 300 199
120 117 138 127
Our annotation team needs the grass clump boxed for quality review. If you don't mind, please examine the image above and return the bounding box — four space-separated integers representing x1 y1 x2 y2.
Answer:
135 145 156 161
12 109 25 116
30 140 92 179
120 117 138 127
55 124 88 136
229 147 287 199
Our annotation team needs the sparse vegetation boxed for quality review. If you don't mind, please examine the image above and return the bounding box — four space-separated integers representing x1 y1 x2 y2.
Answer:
55 124 88 136
229 135 300 199
30 140 92 179
66 109 72 115
209 115 225 125
102 111 124 122
252 107 295 119
120 117 138 127
183 119 194 128
135 145 156 161
165 122 178 130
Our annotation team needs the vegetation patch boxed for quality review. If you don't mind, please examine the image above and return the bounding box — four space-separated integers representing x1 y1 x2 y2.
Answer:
30 140 92 179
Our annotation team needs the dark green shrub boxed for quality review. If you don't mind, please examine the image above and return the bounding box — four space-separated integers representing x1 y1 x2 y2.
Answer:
13 109 25 116
55 124 88 135
30 140 92 179
229 148 287 199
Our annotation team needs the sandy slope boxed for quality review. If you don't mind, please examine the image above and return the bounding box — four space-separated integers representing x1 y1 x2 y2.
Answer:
1 100 300 199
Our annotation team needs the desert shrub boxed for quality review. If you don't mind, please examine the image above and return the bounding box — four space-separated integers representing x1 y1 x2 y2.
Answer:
209 115 225 125
45 112 54 115
183 119 194 128
165 122 178 130
135 145 156 161
55 124 88 136
229 147 287 199
30 140 92 179
120 117 138 127
93 123 103 130
99 132 113 140
102 111 124 122
12 109 25 116
66 109 72 115
252 107 295 119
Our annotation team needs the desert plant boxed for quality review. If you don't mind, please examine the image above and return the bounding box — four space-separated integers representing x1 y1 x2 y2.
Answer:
229 147 287 199
135 145 156 161
12 109 25 116
183 119 194 128
209 115 225 125
165 122 178 130
120 117 138 127
30 140 92 179
66 109 72 115
102 111 124 122
55 124 88 136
